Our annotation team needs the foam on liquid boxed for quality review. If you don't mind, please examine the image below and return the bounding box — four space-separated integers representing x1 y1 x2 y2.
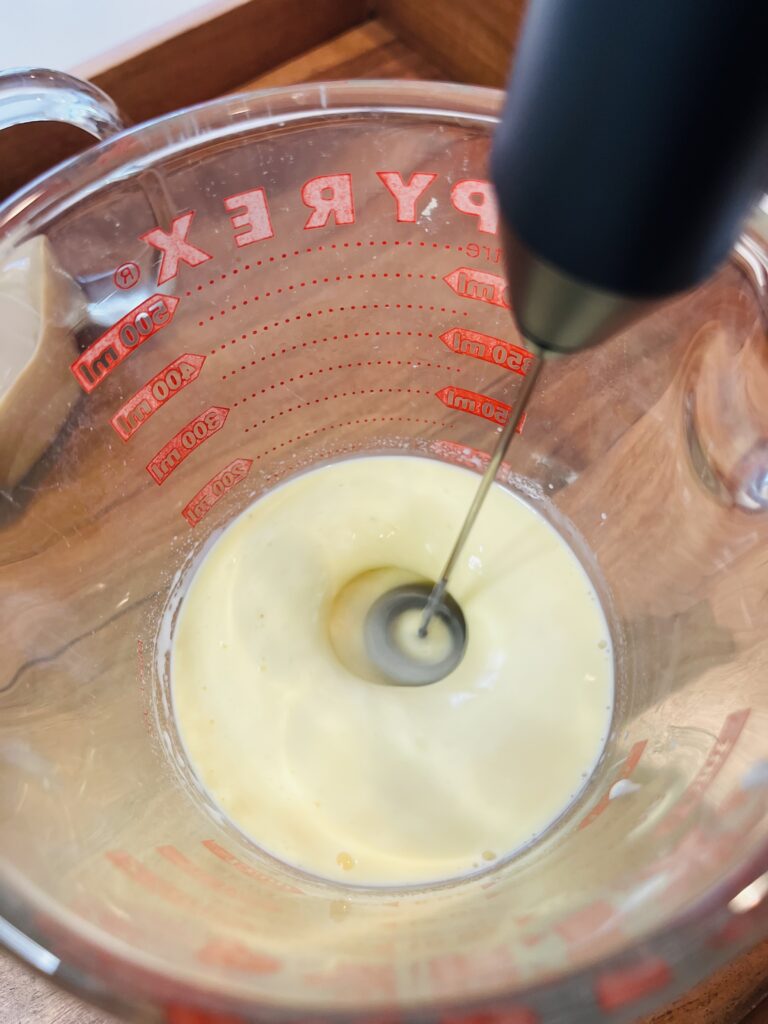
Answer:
171 456 613 886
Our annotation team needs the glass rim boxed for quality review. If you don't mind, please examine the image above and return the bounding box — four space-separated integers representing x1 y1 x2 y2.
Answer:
0 77 767 1021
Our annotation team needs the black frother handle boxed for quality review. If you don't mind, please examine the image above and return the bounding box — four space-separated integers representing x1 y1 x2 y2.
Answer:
491 0 768 351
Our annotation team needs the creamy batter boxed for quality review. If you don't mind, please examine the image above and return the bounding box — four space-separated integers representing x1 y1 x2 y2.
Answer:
171 456 613 886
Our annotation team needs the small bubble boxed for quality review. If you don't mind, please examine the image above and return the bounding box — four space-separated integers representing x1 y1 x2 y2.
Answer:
336 851 355 871
330 900 350 921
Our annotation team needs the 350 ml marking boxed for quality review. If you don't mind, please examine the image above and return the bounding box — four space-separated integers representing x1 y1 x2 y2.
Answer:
147 406 228 484
443 267 509 309
183 458 252 527
71 295 180 392
111 354 205 441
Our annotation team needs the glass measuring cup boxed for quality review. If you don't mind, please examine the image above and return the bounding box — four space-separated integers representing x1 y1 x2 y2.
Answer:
0 70 767 1023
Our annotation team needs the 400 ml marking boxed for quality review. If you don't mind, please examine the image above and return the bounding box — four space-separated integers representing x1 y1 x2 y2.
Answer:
440 327 532 375
183 458 252 527
71 295 180 392
111 354 206 441
436 386 526 432
147 406 228 485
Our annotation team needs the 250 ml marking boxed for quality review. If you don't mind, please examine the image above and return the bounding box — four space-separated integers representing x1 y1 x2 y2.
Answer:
71 295 180 393
183 458 252 526
440 327 532 375
436 386 525 431
147 406 228 484
111 354 206 441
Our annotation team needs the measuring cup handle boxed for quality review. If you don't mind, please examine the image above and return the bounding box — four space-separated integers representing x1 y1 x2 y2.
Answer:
0 68 126 141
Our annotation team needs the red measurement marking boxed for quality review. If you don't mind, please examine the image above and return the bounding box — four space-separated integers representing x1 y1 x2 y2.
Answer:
166 1007 243 1024
181 456 251 526
578 740 647 829
556 901 624 963
429 948 520 995
435 386 525 431
557 901 618 944
656 709 751 836
441 1011 537 1024
443 267 510 308
71 294 180 393
202 839 303 893
440 327 532 375
111 353 205 441
147 406 228 485
197 939 281 974
303 962 396 999
596 957 671 1012
113 261 140 289
105 851 196 909
158 845 243 896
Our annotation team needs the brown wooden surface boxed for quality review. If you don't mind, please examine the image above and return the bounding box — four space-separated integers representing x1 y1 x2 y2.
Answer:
91 0 368 124
240 19 443 90
0 0 368 202
377 0 528 86
1 8 767 1024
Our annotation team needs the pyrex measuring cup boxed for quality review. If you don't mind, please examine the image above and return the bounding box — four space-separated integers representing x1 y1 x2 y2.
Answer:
1 71 768 1024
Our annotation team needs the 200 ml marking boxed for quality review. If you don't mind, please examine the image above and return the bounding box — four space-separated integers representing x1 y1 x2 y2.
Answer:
71 295 180 392
111 354 205 440
436 385 525 432
147 406 228 484
182 458 252 526
440 327 532 375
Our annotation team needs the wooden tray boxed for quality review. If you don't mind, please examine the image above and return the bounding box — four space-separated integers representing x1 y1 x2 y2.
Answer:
1 2 766 1021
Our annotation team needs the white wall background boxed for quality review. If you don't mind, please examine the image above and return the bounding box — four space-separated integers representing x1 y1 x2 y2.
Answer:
0 0 242 75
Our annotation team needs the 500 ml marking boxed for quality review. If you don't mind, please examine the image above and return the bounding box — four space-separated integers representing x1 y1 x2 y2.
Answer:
436 385 525 432
71 295 180 392
440 327 532 375
183 458 252 527
147 406 228 484
111 354 206 441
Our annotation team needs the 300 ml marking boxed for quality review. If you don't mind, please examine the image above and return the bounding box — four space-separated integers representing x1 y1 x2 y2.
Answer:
111 354 206 441
440 327 532 375
71 295 180 392
183 458 252 526
147 406 228 485
436 386 525 432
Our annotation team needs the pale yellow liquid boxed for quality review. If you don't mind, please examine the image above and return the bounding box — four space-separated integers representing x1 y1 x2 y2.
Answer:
171 456 613 886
